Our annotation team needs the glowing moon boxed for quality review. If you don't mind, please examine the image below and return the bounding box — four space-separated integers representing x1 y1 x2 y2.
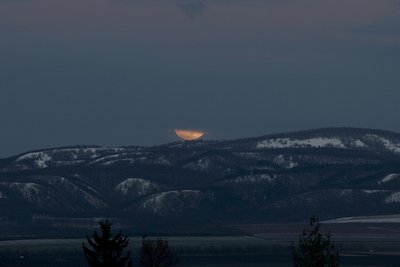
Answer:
174 129 205 141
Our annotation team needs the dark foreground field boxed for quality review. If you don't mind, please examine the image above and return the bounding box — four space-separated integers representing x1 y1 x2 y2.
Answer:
2 236 400 266
2 223 400 266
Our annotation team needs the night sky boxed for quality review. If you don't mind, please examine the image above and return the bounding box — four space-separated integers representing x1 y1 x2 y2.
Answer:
1 0 400 157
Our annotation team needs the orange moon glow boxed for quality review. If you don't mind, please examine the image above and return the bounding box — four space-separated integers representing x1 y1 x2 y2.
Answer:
174 129 205 141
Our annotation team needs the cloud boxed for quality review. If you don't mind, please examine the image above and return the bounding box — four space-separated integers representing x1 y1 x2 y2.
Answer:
177 0 207 18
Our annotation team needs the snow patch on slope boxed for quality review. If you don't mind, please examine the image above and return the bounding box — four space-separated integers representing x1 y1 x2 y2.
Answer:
0 182 44 202
362 189 387 194
17 152 52 168
153 156 172 166
231 174 274 183
257 137 345 149
379 174 400 185
352 139 367 147
365 134 400 153
236 152 265 160
88 154 120 165
115 178 159 196
58 147 124 158
380 139 400 153
15 147 129 169
43 176 108 209
385 192 400 203
1 179 107 209
183 158 211 171
101 158 137 166
273 155 298 169
339 189 353 196
141 190 209 216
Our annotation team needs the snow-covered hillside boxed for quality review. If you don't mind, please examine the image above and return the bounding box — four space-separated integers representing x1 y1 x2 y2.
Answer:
257 137 346 149
1 127 400 225
115 178 160 197
256 130 400 153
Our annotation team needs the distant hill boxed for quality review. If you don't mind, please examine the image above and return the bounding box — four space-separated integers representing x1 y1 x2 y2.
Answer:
1 127 400 236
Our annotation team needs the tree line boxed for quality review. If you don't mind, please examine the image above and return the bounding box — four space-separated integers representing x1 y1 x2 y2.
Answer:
82 216 339 267
82 220 178 267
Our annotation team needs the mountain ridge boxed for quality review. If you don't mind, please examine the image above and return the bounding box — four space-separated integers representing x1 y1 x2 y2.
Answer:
1 127 400 236
6 127 400 160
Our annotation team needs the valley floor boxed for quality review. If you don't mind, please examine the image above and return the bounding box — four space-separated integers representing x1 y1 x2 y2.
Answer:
2 231 400 266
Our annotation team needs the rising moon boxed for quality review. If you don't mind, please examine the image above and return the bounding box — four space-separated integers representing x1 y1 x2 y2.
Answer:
174 129 205 141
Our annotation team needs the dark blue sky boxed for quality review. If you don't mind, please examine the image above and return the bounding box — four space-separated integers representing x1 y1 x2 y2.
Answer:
1 0 400 157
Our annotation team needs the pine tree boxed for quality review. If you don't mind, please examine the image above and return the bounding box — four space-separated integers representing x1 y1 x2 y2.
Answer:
82 220 132 267
140 237 179 267
292 216 339 267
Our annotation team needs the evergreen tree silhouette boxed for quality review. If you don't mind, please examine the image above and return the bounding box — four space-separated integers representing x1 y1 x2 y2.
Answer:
82 220 132 267
292 216 339 267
